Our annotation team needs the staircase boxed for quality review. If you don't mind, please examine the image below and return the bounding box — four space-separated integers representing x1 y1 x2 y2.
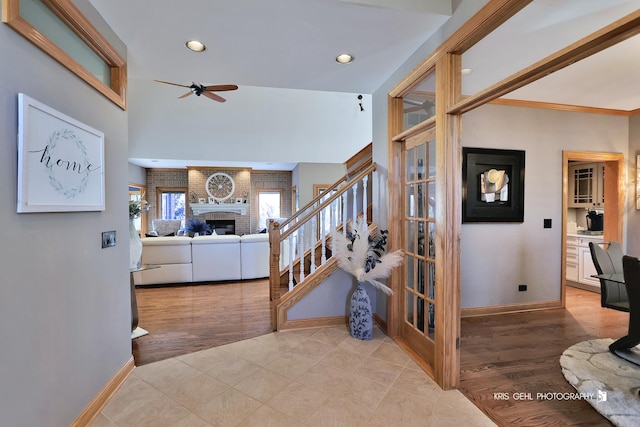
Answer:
267 143 375 330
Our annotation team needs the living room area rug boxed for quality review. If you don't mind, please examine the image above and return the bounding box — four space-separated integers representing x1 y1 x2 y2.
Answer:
560 338 640 427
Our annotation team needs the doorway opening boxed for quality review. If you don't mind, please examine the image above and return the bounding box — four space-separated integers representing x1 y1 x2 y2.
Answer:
561 151 624 306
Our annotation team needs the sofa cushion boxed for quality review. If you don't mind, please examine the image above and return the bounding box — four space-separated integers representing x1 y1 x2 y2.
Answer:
133 264 193 285
191 235 241 281
240 234 270 279
141 236 192 265
240 233 269 243
191 234 241 244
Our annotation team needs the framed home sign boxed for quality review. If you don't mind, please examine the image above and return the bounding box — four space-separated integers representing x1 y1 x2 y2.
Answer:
17 93 105 213
462 147 525 223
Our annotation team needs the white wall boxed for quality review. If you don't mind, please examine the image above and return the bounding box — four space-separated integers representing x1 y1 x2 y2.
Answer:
0 1 131 425
460 104 628 308
128 79 372 166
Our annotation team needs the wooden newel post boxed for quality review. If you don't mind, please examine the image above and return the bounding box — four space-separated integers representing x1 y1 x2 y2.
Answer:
268 219 282 302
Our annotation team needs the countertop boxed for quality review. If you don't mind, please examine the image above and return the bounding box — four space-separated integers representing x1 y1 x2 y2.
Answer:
567 232 603 239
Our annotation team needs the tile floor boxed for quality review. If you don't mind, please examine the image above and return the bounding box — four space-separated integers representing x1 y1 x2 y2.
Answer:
92 326 495 427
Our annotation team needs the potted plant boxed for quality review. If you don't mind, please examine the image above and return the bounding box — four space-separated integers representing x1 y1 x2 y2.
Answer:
129 198 150 269
185 218 212 237
331 217 403 340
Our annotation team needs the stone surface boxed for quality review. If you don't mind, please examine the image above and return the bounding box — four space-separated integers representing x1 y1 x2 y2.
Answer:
560 338 640 427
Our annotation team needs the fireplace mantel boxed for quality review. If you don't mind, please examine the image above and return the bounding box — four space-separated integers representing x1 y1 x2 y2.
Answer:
190 203 247 216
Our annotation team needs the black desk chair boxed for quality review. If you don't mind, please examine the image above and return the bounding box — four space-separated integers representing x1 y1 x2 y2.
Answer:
609 255 640 365
589 241 629 312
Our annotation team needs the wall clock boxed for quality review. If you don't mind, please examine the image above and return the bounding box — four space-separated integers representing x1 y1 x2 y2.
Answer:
205 172 235 202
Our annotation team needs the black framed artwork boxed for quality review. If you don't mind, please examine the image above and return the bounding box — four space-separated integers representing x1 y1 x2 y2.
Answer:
462 147 525 223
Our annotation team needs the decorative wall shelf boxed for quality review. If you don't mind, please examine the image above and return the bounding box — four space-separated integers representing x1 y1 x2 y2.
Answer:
190 203 247 216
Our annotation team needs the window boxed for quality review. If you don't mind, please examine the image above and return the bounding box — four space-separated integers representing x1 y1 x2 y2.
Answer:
129 184 146 234
258 190 282 230
3 0 127 109
157 188 186 225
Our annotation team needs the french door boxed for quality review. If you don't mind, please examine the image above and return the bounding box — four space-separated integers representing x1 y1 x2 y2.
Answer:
400 129 438 366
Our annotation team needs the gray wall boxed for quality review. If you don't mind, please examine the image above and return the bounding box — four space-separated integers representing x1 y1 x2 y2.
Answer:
460 104 628 308
0 1 132 425
293 162 346 207
370 0 489 320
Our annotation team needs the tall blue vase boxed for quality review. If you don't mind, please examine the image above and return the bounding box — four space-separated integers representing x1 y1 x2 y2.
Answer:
350 282 373 340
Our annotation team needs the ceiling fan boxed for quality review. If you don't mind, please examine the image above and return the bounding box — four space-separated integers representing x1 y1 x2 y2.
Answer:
404 97 435 114
154 80 238 102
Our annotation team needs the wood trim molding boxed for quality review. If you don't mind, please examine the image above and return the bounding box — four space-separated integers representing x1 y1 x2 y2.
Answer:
2 0 127 109
489 97 635 116
389 0 532 98
279 315 347 331
461 300 563 318
373 313 387 334
70 356 135 427
448 10 640 115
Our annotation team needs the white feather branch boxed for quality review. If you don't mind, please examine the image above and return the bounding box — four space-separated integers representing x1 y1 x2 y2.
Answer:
330 218 403 295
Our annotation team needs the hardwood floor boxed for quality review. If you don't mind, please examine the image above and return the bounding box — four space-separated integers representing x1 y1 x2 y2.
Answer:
132 279 272 365
133 282 629 425
460 286 629 426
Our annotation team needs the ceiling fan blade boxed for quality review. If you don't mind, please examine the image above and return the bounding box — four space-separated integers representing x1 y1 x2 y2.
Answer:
202 91 226 103
404 106 423 113
154 79 190 88
178 91 193 99
204 84 238 92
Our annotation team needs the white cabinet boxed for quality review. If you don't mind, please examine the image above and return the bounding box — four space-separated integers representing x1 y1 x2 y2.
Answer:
566 235 602 288
578 246 600 287
566 236 579 281
568 162 604 209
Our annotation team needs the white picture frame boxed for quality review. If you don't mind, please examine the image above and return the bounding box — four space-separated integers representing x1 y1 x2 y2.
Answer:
17 93 105 212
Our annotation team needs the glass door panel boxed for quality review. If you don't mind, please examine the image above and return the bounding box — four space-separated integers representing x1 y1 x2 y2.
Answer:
401 129 437 364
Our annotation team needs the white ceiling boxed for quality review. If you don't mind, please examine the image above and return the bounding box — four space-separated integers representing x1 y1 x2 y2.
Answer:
88 0 639 170
89 0 639 110
89 0 452 94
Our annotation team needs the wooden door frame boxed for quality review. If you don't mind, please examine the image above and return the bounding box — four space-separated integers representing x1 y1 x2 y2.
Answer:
386 2 638 390
561 151 624 307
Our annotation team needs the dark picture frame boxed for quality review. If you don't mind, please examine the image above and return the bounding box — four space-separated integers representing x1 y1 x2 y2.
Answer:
462 147 525 223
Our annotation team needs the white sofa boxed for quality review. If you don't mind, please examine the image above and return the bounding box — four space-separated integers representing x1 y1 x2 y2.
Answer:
133 236 193 285
133 234 269 286
240 233 270 280
192 235 242 282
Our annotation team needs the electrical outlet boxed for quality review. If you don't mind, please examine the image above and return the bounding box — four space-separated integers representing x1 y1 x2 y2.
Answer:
518 284 527 291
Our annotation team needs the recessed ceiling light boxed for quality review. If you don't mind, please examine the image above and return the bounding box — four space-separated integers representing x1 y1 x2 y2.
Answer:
336 53 354 64
185 40 206 52
461 68 472 75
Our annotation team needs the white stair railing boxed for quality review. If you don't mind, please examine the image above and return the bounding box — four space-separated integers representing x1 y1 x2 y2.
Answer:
268 163 376 299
